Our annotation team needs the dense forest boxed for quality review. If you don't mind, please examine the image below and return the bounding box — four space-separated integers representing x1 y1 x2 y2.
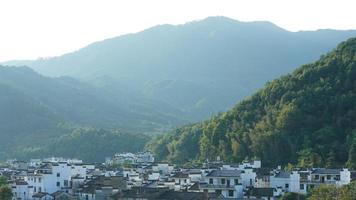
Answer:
11 127 150 162
0 66 162 161
147 38 356 168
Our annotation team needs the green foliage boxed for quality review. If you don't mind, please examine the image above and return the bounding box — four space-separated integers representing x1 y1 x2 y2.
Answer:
346 131 356 169
0 176 11 200
308 182 356 200
148 38 356 167
280 192 306 200
0 66 179 161
12 127 150 162
0 186 12 200
0 176 6 186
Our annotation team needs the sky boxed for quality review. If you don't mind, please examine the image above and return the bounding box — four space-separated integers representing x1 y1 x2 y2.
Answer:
0 0 356 62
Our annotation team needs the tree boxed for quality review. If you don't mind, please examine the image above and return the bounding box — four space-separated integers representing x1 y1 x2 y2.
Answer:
0 177 12 200
0 176 6 186
308 185 339 200
279 192 306 200
0 186 12 200
346 136 356 169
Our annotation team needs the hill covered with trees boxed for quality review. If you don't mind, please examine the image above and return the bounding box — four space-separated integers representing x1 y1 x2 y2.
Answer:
0 66 179 161
147 38 356 168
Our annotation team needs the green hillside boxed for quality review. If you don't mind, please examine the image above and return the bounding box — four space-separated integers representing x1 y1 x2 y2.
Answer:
0 66 178 161
147 38 356 168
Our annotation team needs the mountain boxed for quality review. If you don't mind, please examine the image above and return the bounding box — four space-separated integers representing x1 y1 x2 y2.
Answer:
0 66 184 160
146 38 356 168
5 17 356 120
0 66 184 132
11 127 150 162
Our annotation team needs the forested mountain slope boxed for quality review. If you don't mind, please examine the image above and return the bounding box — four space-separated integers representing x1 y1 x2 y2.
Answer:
147 38 356 168
0 66 181 161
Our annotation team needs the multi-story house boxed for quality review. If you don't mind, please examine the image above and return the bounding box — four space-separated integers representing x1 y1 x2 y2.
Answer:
199 170 244 199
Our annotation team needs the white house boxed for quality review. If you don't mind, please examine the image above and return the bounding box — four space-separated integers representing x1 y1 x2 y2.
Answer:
199 170 244 199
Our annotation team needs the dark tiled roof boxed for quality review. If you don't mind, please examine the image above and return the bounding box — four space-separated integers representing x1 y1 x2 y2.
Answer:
15 180 28 185
113 188 211 200
206 170 241 177
172 172 189 178
246 187 274 197
80 176 127 194
255 168 272 177
274 171 290 178
157 191 207 200
32 192 49 198
311 168 341 175
188 182 200 191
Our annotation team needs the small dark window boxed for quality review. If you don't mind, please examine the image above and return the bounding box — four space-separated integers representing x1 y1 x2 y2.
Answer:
327 175 331 180
336 175 340 180
216 189 222 195
300 184 304 190
209 178 213 184
57 182 60 187
234 179 239 185
57 173 60 177
315 175 319 180
221 178 225 184
229 190 234 197
285 183 289 188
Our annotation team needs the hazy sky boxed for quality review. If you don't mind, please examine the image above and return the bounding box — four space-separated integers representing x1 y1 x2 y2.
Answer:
1 0 356 62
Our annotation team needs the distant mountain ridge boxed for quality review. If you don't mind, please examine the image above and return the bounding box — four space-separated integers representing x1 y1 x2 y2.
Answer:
4 16 356 120
0 66 187 160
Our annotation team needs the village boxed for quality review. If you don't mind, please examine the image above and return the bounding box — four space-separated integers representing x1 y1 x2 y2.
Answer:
1 153 355 200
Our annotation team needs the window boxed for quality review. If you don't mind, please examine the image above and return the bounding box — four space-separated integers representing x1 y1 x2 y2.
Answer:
34 178 36 183
39 187 42 192
85 195 89 200
285 183 289 189
184 179 187 183
221 178 225 185
315 175 319 180
234 179 239 185
34 187 36 192
336 175 340 180
64 180 69 187
300 184 304 190
57 182 60 187
57 173 60 177
209 178 213 184
216 190 222 195
228 190 234 197
327 175 331 180
38 178 41 183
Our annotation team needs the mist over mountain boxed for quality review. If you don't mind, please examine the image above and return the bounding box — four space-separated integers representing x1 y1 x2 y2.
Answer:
5 17 356 120
0 66 186 160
